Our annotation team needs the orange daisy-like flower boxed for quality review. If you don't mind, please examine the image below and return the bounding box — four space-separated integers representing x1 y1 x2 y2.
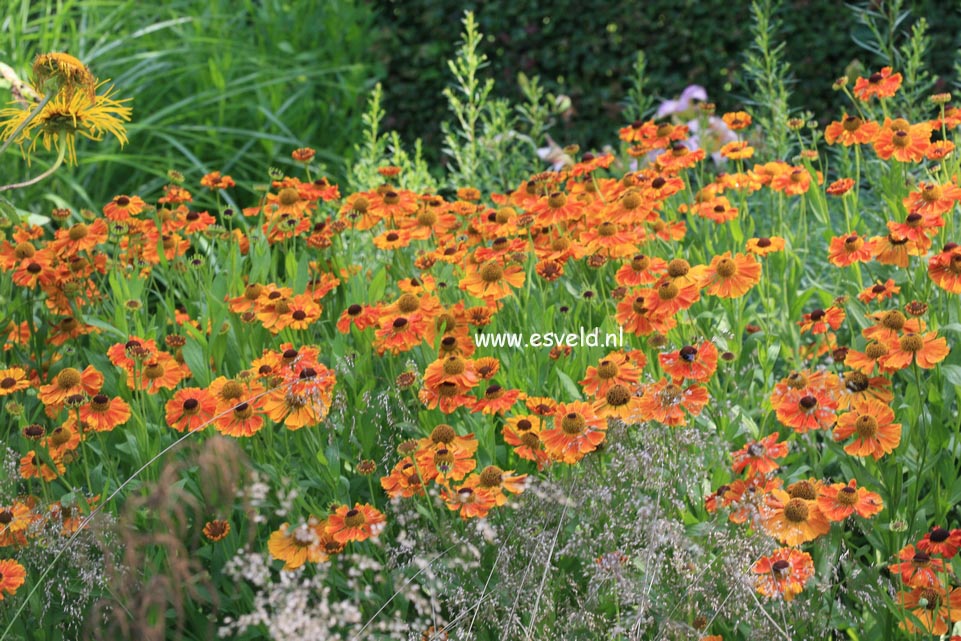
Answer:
904 181 961 217
898 585 961 636
165 387 217 432
719 141 754 160
773 387 837 434
461 465 527 507
731 433 788 476
459 260 525 302
0 367 30 396
873 118 932 162
761 489 830 545
0 558 27 601
138 352 186 393
541 401 607 464
659 341 718 383
381 457 427 499
889 544 946 587
37 365 103 408
817 479 883 521
268 520 329 569
917 526 961 559
722 111 752 130
203 519 231 541
325 503 386 544
502 415 549 469
442 486 497 519
102 194 147 221
853 67 902 101
214 400 265 438
745 236 785 256
824 114 880 146
828 232 872 267
858 279 900 304
80 393 132 432
833 398 901 459
615 291 677 337
200 171 235 190
797 306 845 335
580 352 642 398
702 252 761 298
615 254 667 287
753 548 814 601
416 446 476 485
928 243 961 294
879 331 949 370
20 450 64 482
636 379 709 427
825 177 855 196
374 315 430 356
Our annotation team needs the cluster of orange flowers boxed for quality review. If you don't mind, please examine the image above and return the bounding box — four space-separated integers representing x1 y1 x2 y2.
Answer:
267 503 385 570
381 423 527 521
891 526 961 635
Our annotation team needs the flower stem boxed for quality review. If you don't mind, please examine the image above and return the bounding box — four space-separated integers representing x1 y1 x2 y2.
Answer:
0 145 67 193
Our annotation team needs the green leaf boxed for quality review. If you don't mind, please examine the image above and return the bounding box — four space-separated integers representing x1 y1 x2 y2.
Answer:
555 369 582 400
182 336 210 387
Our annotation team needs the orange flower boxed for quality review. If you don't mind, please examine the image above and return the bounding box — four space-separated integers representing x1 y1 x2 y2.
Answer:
745 236 785 256
502 415 549 469
825 177 855 196
828 232 872 266
853 67 902 100
858 279 900 304
374 315 430 356
214 401 265 438
541 401 607 464
769 166 816 196
37 365 103 408
165 387 217 432
721 111 752 130
928 243 961 294
702 252 761 298
773 387 837 433
904 181 961 216
761 489 830 545
381 457 427 499
898 585 961 636
580 352 642 398
102 194 147 221
753 548 814 601
203 519 230 541
0 367 30 395
138 352 185 393
917 526 961 559
442 486 497 519
268 520 329 569
731 433 788 476
615 254 667 287
659 341 718 383
0 558 27 601
798 306 845 335
824 114 880 145
200 171 235 190
325 503 386 544
833 398 901 459
719 141 754 160
459 260 525 301
80 393 132 432
817 479 883 521
636 379 709 427
889 544 946 587
873 118 931 162
879 331 949 370
615 291 677 337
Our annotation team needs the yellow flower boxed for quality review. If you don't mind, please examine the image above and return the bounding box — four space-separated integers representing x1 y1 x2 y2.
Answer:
31 53 96 100
0 82 131 165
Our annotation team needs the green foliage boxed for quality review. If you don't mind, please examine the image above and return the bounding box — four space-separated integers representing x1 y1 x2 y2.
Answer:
372 0 961 160
742 0 793 159
0 0 379 209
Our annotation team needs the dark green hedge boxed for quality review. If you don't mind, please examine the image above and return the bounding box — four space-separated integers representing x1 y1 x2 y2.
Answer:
368 0 961 158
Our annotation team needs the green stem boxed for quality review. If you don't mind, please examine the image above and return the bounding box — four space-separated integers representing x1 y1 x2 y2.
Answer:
0 145 66 193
